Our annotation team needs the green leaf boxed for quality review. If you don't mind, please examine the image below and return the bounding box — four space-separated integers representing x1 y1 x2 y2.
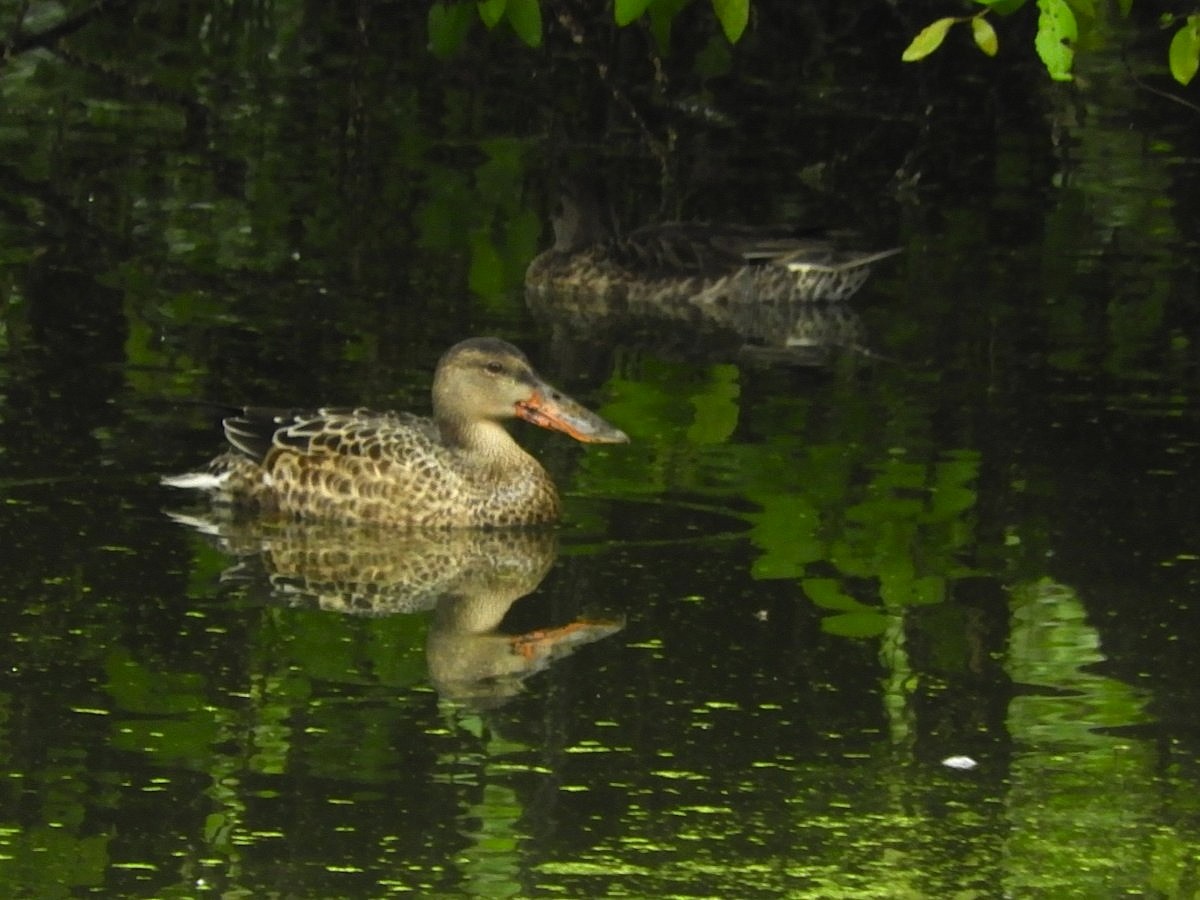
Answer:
615 0 653 26
686 364 740 444
1168 16 1200 86
505 0 542 47
971 16 999 56
881 573 946 609
821 610 890 639
477 0 507 29
801 577 867 612
902 17 959 63
1034 0 1077 81
468 229 506 298
1115 0 1131 15
1065 0 1095 21
427 2 475 58
970 0 1027 12
711 0 749 43
929 454 980 520
694 33 733 77
648 0 691 55
749 495 823 580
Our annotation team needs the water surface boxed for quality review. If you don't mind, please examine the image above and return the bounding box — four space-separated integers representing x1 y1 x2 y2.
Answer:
1 3 1198 897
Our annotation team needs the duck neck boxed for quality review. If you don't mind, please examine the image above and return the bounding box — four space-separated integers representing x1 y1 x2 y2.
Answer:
554 190 613 253
439 417 536 470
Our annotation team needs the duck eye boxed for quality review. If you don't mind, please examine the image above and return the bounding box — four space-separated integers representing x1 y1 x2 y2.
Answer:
484 361 504 375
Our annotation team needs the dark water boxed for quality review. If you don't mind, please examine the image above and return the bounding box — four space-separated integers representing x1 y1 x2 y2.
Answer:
1 3 1199 897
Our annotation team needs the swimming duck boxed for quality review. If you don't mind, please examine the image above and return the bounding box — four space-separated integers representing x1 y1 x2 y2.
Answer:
525 182 900 309
162 337 628 528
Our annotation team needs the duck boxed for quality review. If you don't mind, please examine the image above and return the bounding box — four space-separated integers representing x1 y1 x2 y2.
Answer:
525 181 900 310
162 337 629 528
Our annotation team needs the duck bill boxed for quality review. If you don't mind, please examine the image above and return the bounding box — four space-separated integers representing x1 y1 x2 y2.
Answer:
516 385 629 444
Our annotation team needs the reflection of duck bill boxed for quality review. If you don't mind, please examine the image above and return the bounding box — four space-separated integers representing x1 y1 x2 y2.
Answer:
428 613 625 708
509 619 625 661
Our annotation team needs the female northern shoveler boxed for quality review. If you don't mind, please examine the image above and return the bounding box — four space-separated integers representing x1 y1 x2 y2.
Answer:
525 182 900 309
162 337 628 528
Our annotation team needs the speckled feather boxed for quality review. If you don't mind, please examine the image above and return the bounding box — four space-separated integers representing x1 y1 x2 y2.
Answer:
193 407 560 528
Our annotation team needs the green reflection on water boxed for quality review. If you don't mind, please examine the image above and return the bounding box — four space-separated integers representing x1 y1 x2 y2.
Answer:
1003 578 1160 897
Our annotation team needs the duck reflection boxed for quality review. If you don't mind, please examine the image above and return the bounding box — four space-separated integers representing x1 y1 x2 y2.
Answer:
168 512 623 706
529 283 871 368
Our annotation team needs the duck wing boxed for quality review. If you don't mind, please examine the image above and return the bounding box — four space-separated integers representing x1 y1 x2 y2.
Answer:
614 221 892 277
224 407 437 465
613 222 767 276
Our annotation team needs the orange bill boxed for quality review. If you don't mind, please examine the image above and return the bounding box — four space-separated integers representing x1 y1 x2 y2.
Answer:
515 385 629 444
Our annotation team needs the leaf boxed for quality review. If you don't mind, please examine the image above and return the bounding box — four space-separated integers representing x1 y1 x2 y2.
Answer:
929 453 980 520
505 0 542 47
749 495 823 580
1168 16 1200 86
880 573 946 609
614 0 653 26
821 610 890 639
801 578 867 612
694 32 733 77
711 0 749 43
1034 0 1077 81
468 229 506 298
970 0 1027 11
686 364 740 444
902 17 959 63
971 16 999 56
477 0 507 29
427 2 475 58
1065 0 1095 22
648 0 691 55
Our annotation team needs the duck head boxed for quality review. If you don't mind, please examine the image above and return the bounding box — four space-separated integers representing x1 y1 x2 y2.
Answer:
433 337 629 445
550 179 614 253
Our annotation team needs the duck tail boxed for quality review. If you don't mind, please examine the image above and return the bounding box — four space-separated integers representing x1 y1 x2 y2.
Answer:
161 469 229 491
161 452 253 494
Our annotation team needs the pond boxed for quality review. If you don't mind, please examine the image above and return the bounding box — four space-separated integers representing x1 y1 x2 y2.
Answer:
0 2 1198 897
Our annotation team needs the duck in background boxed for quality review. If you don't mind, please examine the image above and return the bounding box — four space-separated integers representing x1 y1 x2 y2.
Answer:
526 180 900 313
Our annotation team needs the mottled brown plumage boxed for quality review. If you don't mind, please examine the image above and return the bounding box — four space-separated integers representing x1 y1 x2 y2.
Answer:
163 337 628 527
526 182 900 308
